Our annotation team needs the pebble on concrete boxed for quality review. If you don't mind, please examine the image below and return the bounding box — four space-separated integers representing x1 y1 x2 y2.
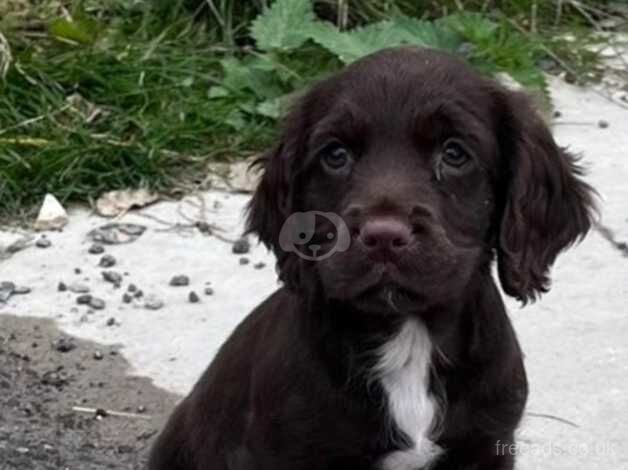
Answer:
169 275 190 287
232 237 250 254
99 255 117 268
76 294 92 305
52 337 75 353
144 296 164 310
88 244 105 255
89 297 106 310
68 283 90 294
35 237 51 248
188 291 200 303
102 271 123 286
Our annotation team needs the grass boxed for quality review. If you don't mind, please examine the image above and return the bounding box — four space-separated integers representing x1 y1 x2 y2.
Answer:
0 0 624 222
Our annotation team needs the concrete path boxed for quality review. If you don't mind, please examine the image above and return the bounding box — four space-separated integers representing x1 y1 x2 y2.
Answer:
1 77 627 469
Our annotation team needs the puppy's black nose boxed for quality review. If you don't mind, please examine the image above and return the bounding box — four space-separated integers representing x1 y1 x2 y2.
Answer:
358 217 413 260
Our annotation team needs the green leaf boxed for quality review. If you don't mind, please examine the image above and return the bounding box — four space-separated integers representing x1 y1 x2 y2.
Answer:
251 0 316 52
438 13 498 45
307 16 461 64
391 16 461 51
219 57 284 99
256 97 283 119
306 21 402 64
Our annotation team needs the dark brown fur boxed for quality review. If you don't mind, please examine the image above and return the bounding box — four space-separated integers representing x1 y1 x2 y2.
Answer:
149 47 595 470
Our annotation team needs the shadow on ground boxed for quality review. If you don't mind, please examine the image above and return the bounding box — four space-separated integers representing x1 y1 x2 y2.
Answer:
0 315 179 470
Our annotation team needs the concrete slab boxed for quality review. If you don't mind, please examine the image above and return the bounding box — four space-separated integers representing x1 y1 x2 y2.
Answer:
1 78 627 469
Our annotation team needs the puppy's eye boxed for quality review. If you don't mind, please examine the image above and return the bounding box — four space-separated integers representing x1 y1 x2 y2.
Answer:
321 144 352 171
442 140 470 168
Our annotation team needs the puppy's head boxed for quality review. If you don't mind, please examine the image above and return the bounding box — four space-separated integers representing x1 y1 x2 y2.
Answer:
247 47 595 314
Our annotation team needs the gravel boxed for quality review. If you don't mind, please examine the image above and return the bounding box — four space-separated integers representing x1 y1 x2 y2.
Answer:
188 291 200 303
99 255 117 268
232 237 250 254
102 270 123 286
169 275 190 287
598 119 610 128
68 282 90 294
52 337 76 353
144 296 164 310
57 282 68 292
88 244 105 255
35 237 51 249
204 287 214 296
239 257 250 265
89 297 106 310
76 294 92 305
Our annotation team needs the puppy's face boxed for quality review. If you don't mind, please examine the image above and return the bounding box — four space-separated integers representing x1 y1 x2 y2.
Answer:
248 48 594 314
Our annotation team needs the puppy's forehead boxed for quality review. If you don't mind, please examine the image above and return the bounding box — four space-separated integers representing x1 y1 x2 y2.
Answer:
305 49 496 152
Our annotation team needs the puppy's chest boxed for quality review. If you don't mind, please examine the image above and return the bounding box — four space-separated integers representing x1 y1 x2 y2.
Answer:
373 319 443 470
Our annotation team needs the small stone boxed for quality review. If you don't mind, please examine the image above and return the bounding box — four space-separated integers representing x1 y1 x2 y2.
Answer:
95 408 108 419
53 337 75 353
169 275 190 287
134 289 144 299
232 237 250 254
188 291 200 303
57 282 67 292
68 283 90 294
88 244 105 255
89 297 106 310
598 119 609 129
93 351 104 360
0 281 15 302
144 296 164 310
99 255 117 268
253 262 266 270
35 237 51 249
122 293 133 304
621 94 628 103
552 110 562 118
76 294 93 305
102 270 123 286
74 268 81 275
136 405 146 414
239 257 250 265
105 317 116 326
13 286 31 295
127 283 137 293
41 371 66 387
204 287 214 296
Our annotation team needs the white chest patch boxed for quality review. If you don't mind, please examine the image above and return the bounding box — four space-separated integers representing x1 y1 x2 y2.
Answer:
374 319 443 470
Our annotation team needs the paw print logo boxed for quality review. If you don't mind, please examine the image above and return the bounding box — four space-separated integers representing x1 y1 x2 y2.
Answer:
279 212 351 261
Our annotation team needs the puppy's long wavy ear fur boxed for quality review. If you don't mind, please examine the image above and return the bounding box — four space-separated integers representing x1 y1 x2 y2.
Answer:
245 104 308 290
495 91 596 304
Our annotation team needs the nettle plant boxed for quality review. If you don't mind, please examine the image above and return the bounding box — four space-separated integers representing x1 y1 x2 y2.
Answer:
209 0 548 132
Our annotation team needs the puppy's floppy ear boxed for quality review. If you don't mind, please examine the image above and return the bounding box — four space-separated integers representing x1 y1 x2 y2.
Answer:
246 143 292 252
245 103 309 289
495 91 596 303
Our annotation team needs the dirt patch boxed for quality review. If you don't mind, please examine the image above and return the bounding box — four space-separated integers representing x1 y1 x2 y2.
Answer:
0 314 179 469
